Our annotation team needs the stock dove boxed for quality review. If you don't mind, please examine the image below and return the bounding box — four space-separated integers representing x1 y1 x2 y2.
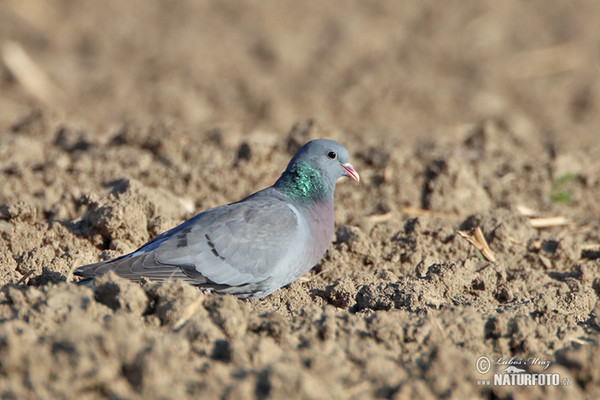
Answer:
75 139 359 298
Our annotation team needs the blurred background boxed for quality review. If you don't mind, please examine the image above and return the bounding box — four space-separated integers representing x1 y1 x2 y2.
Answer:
1 0 599 150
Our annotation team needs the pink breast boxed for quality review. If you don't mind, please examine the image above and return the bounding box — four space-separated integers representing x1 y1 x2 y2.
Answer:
306 201 335 265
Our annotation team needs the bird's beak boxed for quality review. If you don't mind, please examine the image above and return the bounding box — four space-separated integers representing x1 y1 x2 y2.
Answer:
341 163 360 182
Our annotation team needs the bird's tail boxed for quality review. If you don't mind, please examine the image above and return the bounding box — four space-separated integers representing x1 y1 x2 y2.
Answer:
73 252 199 284
73 255 129 279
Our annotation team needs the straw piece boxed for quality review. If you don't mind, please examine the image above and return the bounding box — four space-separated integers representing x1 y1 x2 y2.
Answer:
516 204 538 217
581 243 600 250
457 227 496 262
365 212 393 223
529 216 571 228
401 207 430 216
2 41 62 106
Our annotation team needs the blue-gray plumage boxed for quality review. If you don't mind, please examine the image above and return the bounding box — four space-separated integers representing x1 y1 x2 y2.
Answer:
74 139 359 298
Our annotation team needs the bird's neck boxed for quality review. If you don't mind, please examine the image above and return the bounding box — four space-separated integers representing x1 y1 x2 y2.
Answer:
274 162 331 202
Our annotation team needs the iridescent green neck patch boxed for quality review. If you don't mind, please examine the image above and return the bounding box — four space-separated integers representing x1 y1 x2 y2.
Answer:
275 161 326 200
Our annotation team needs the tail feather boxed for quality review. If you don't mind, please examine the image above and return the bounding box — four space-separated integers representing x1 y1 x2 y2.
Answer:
74 252 264 296
74 258 124 278
74 252 206 285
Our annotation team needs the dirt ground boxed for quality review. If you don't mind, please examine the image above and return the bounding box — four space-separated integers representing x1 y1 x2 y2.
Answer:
1 1 600 399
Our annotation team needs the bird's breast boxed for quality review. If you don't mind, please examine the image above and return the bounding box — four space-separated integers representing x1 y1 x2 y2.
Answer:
277 199 335 285
305 200 335 262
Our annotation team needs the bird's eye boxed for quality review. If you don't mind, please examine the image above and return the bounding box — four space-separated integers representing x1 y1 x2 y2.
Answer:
327 151 337 160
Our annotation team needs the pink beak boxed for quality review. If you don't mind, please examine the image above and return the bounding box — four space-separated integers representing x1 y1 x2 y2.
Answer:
341 163 360 182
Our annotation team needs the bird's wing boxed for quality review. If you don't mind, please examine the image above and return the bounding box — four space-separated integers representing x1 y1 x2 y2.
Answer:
76 196 305 290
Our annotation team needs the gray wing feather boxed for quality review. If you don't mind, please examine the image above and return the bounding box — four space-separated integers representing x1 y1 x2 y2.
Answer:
75 196 301 291
155 199 299 285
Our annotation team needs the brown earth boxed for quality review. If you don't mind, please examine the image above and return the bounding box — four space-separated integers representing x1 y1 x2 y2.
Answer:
1 1 600 399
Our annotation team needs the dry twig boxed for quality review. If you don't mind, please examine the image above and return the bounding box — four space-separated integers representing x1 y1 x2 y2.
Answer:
457 227 496 262
16 269 35 285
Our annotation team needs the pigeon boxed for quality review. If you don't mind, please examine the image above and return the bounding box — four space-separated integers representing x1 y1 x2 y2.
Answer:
74 139 359 298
